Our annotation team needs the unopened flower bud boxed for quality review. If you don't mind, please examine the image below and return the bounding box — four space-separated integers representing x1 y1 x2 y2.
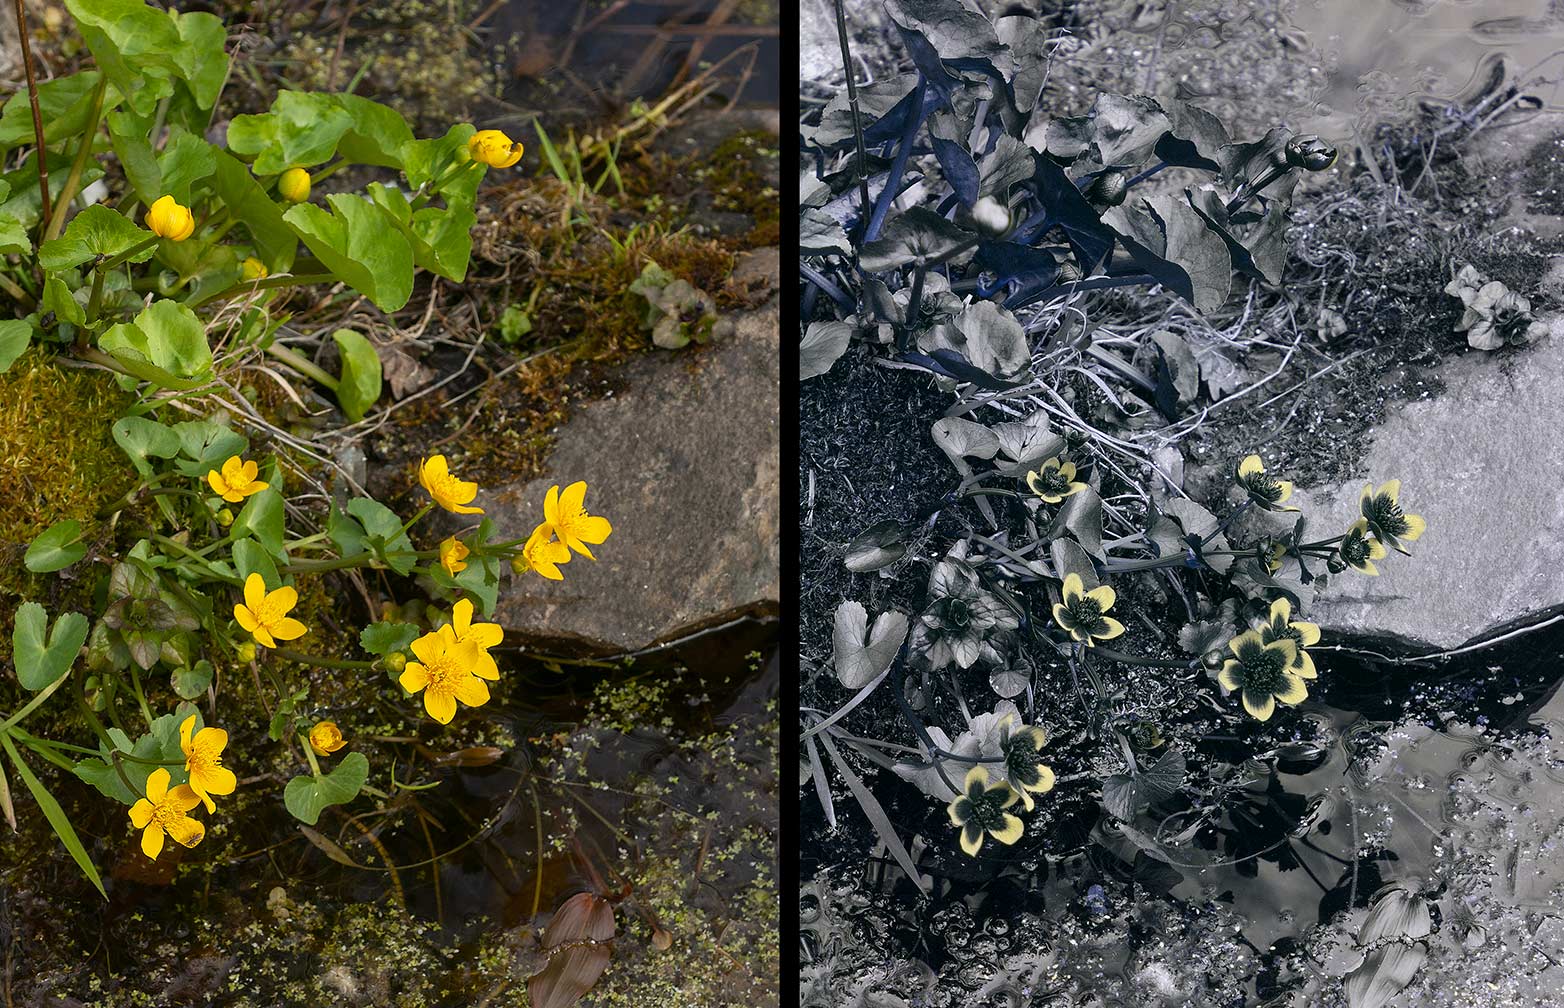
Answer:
1326 553 1348 574
278 167 311 203
956 196 1012 237
510 555 530 576
384 651 407 674
235 641 256 663
1083 170 1128 208
1202 650 1225 671
215 507 234 527
1285 134 1337 172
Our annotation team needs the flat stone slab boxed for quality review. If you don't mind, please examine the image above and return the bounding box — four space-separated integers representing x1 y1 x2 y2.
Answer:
1294 314 1564 651
489 253 779 653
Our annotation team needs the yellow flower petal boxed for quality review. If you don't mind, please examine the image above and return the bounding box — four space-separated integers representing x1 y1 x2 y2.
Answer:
1084 584 1116 611
243 572 266 612
1242 692 1276 721
270 617 308 641
129 799 155 829
1238 454 1264 478
141 823 165 860
1061 572 1083 604
424 689 458 724
1275 673 1309 705
990 813 1025 845
399 662 430 693
1217 663 1241 691
1094 617 1125 641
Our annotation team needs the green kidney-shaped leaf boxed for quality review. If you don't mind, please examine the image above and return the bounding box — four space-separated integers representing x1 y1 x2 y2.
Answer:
400 123 480 206
12 602 90 690
234 486 286 558
0 320 31 373
228 91 413 174
346 497 415 574
171 660 214 700
38 204 152 272
231 537 281 588
284 751 369 825
0 71 115 146
832 601 909 689
860 207 975 273
330 328 382 422
359 621 419 657
24 520 88 573
111 415 181 475
800 321 852 381
284 194 414 312
98 298 213 390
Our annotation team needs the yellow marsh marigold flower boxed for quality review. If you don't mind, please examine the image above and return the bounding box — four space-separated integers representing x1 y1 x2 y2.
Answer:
309 721 346 756
1217 629 1305 721
997 713 1055 812
544 481 612 560
468 129 524 169
418 454 483 515
207 455 269 503
1256 596 1320 681
146 195 195 241
1235 454 1299 512
1051 572 1124 647
241 257 268 281
399 626 490 724
515 522 571 580
234 572 308 649
179 714 236 814
1331 519 1389 576
128 767 204 860
439 536 470 576
946 767 1024 856
1359 479 1426 556
1025 456 1087 504
278 167 311 203
450 597 503 681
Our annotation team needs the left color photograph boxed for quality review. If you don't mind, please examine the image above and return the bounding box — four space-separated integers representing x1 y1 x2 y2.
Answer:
0 0 779 1003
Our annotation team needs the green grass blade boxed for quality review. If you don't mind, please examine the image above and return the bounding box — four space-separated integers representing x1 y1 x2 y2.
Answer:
1 732 107 897
532 122 571 187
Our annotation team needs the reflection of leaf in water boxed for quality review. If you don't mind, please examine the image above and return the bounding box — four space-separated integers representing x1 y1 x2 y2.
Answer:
529 891 617 1008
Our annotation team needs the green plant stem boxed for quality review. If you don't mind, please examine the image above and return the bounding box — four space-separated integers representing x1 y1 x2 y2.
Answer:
149 533 242 583
831 0 873 238
7 730 100 758
85 267 107 323
96 235 159 274
1087 645 1194 669
299 733 323 776
0 672 71 732
394 502 433 542
188 268 336 310
266 342 339 391
0 270 34 310
42 76 108 242
273 648 379 672
96 471 173 519
280 548 436 575
13 0 50 227
128 665 154 727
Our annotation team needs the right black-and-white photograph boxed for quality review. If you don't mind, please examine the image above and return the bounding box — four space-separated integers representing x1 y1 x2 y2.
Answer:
798 2 1564 1005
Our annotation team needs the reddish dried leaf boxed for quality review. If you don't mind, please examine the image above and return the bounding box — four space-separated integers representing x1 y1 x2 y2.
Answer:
544 892 617 948
528 942 612 1008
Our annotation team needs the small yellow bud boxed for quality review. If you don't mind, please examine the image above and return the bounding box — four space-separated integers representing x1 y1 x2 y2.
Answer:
235 641 256 663
278 167 311 203
509 554 529 575
145 195 195 241
215 507 234 527
384 652 406 674
468 129 524 169
241 257 268 281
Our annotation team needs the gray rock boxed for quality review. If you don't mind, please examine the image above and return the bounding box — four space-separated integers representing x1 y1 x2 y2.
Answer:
801 0 901 90
1293 313 1564 651
489 254 779 653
